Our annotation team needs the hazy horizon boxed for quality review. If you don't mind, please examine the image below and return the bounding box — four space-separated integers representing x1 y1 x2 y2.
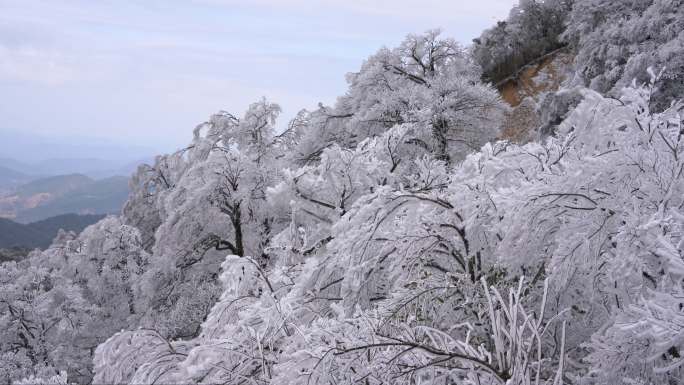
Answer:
0 128 155 164
1 0 517 163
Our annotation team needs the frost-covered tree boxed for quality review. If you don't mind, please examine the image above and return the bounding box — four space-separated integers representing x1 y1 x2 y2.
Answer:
482 71 684 383
93 70 684 385
563 0 684 109
472 0 574 83
0 260 89 384
294 30 505 165
124 152 188 251
0 218 148 384
131 99 286 339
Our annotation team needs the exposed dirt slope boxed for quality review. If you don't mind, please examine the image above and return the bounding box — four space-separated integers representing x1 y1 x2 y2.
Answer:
496 48 574 143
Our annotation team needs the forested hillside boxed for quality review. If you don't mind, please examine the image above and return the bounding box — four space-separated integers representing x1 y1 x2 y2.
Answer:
0 214 106 250
0 174 129 223
1 1 683 384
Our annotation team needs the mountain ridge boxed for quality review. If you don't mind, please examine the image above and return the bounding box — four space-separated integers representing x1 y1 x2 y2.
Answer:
0 156 150 179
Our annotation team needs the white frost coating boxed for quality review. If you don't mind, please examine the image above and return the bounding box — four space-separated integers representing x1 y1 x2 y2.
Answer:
95 72 684 383
2 16 684 385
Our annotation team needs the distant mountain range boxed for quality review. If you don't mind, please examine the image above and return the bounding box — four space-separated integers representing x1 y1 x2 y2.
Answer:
0 129 160 173
0 156 137 254
0 213 106 250
0 157 150 180
0 172 130 223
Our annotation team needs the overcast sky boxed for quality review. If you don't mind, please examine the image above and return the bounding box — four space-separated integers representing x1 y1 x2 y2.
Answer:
0 0 516 162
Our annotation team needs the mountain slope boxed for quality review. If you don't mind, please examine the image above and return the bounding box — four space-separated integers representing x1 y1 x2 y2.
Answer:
0 174 130 223
14 176 129 223
0 218 51 248
14 173 93 197
28 213 107 241
497 48 575 143
0 213 106 249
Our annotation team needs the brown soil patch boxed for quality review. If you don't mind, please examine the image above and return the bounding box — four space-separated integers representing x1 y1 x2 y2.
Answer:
498 49 573 107
496 49 574 142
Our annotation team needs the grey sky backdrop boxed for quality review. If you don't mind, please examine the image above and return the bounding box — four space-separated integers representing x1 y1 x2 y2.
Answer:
1 0 517 163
